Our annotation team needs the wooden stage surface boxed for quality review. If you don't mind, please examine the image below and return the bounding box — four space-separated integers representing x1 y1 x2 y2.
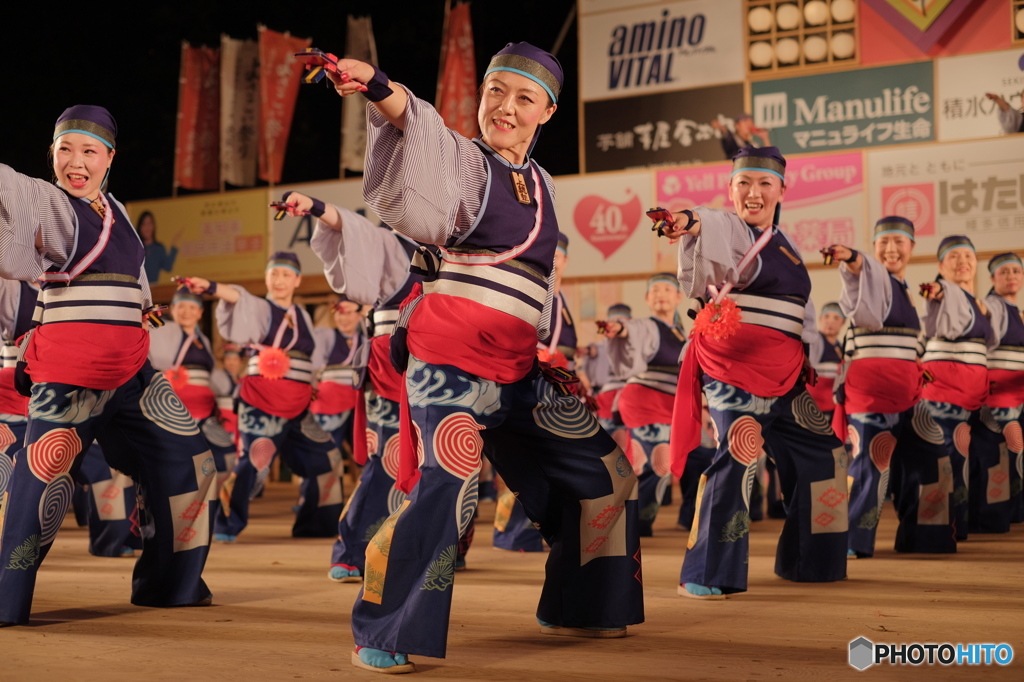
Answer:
2 482 1021 681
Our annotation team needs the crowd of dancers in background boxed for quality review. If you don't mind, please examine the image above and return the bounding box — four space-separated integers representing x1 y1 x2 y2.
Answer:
0 39 1021 675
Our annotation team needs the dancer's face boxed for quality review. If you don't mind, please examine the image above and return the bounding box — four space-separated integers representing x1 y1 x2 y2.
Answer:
53 132 114 201
874 233 913 279
265 266 301 303
939 248 977 288
478 71 556 165
333 301 362 335
992 262 1023 297
819 311 845 336
646 281 682 317
171 300 203 330
729 171 785 231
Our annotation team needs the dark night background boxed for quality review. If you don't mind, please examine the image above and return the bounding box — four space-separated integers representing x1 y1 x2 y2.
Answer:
1 0 579 203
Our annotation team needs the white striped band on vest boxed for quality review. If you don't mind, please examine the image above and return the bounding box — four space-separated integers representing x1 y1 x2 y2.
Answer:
245 350 314 383
216 395 235 411
729 293 805 339
600 379 627 393
181 365 212 388
319 365 360 387
372 308 400 338
423 257 548 328
922 338 988 367
816 361 840 379
988 345 1024 372
34 276 143 328
1 344 17 370
626 365 680 395
844 326 923 363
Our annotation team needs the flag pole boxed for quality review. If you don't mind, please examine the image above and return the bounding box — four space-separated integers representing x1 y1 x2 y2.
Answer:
551 1 576 57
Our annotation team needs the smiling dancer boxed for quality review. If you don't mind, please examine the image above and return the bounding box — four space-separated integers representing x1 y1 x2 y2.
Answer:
321 41 643 673
659 146 848 600
185 254 345 541
920 236 997 542
826 218 954 557
0 105 213 626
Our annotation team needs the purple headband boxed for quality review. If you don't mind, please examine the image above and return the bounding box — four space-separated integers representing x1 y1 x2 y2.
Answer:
54 105 117 149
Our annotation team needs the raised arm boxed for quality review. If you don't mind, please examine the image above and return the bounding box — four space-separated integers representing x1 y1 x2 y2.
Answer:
0 164 75 280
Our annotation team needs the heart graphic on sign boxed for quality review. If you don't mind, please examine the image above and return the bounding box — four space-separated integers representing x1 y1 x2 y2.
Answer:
573 192 642 259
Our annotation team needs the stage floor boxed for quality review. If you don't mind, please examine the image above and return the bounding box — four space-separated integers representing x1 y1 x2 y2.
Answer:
3 482 1021 680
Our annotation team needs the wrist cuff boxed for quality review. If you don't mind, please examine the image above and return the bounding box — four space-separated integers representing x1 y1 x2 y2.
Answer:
361 65 394 103
310 198 326 218
843 249 859 264
206 281 218 296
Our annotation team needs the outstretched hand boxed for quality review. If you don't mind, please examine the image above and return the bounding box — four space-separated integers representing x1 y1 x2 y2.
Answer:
325 59 375 97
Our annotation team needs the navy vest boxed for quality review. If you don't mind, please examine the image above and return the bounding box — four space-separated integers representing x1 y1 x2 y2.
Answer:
15 282 38 337
44 191 144 283
327 330 359 365
180 331 214 371
997 299 1024 347
884 276 921 330
649 317 686 367
743 226 811 303
261 303 315 357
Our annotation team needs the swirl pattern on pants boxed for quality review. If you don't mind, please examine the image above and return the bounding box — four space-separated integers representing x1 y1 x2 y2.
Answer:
38 473 74 545
432 413 484 480
27 427 83 484
727 416 764 466
141 375 200 436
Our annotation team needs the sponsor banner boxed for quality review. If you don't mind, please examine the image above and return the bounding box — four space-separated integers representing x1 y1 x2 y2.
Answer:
578 0 743 101
269 180 382 276
553 171 655 277
653 153 866 271
936 48 1024 141
175 43 220 191
127 190 269 285
866 138 1024 255
752 62 935 155
584 83 744 172
257 26 312 184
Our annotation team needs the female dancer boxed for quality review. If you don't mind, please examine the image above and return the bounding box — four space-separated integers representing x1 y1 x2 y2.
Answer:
184 254 344 541
324 42 643 673
0 105 213 625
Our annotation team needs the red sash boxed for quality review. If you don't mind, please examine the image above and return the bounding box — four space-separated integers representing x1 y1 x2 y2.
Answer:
0 368 28 415
806 376 836 414
405 295 536 384
368 335 404 403
310 382 360 415
922 361 988 411
594 388 620 420
175 383 217 421
988 369 1024 408
239 375 313 419
26 322 149 390
618 383 674 429
842 358 922 415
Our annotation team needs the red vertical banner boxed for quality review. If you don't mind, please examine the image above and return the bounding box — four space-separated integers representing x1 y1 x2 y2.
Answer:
257 26 312 184
436 2 479 139
175 42 221 191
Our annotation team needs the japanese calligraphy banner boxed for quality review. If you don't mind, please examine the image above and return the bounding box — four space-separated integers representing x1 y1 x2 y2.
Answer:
258 26 312 184
175 43 220 191
220 35 259 188
269 179 381 276
866 137 1024 255
936 48 1024 141
653 152 866 271
127 189 269 286
751 61 935 155
578 0 744 101
436 3 479 139
583 83 743 173
551 171 656 277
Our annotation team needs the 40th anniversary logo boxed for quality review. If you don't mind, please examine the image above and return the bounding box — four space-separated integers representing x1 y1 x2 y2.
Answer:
849 636 1013 670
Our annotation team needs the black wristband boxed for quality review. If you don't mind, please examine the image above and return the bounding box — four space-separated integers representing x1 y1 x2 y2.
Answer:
843 249 859 264
678 209 698 231
310 198 326 218
206 281 218 296
361 64 394 103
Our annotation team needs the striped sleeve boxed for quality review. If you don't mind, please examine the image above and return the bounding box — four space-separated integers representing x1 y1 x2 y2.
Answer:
362 85 486 246
677 208 754 300
0 164 74 281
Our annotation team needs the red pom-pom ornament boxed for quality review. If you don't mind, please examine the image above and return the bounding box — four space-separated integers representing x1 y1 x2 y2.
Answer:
164 367 190 392
537 348 569 369
693 297 743 340
257 347 290 380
